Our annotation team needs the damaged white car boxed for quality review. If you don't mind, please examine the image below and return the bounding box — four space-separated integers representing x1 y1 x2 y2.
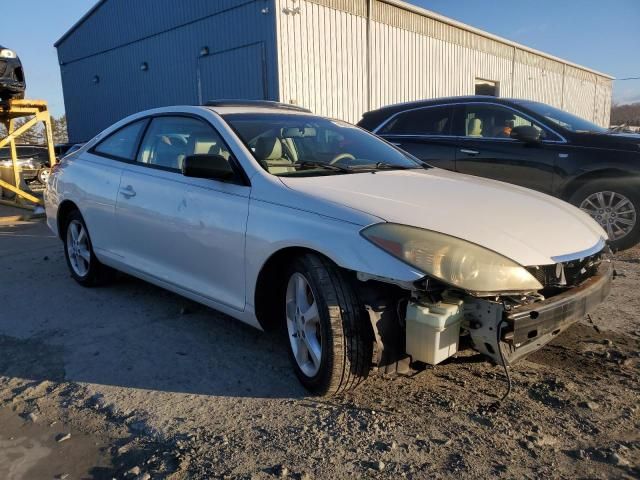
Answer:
45 101 613 396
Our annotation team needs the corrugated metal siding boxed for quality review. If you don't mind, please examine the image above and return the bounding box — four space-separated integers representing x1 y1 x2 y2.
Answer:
372 1 513 60
276 0 612 126
512 50 565 108
562 66 598 123
596 79 612 126
59 0 278 142
275 0 368 122
57 0 263 62
370 22 514 111
303 0 367 17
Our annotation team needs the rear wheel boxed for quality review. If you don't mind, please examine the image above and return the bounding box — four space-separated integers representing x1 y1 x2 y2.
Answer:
569 180 640 251
284 254 372 396
63 210 111 286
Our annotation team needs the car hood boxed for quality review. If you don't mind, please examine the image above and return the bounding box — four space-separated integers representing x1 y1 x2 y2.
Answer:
280 168 606 266
572 131 640 152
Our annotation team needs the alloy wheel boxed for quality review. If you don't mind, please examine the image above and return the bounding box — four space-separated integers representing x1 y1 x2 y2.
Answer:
580 191 636 241
66 219 91 277
285 272 323 377
38 168 51 185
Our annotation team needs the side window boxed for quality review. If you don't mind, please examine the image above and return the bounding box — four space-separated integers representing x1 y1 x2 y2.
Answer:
462 105 546 139
20 147 34 157
137 116 232 171
379 106 452 136
93 120 147 160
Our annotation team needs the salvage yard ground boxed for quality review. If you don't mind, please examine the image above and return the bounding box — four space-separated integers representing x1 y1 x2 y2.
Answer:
0 207 638 479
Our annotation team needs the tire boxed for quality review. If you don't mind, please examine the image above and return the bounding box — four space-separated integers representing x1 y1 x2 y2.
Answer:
283 253 372 396
37 168 51 185
568 180 640 251
62 210 112 286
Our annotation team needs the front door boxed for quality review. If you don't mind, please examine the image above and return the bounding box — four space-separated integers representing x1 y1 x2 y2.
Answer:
114 115 250 311
453 104 562 194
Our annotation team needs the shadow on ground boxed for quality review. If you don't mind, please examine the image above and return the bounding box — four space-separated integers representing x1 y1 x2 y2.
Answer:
0 220 305 399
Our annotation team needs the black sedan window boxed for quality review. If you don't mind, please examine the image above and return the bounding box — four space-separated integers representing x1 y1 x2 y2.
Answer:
518 101 607 134
378 106 453 136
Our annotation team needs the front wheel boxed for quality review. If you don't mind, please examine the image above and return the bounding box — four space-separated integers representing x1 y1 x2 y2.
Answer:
569 181 640 251
284 254 372 396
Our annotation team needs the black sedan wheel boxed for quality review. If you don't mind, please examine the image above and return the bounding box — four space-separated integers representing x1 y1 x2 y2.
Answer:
570 181 640 250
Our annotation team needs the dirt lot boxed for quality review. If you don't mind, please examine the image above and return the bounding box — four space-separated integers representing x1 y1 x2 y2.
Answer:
0 212 638 479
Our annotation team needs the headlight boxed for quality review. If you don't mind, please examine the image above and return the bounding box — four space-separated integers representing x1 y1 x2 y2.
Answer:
361 223 543 293
0 49 16 59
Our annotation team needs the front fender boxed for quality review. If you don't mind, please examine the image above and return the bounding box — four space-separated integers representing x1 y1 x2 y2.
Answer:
244 198 423 310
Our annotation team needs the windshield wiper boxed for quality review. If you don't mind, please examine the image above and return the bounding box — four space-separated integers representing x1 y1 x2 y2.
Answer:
350 162 422 171
293 161 352 173
376 162 419 169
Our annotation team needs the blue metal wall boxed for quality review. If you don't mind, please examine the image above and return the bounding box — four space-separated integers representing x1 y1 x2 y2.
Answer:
56 0 278 142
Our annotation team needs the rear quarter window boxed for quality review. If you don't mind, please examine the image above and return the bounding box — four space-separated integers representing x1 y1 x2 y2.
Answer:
93 120 148 161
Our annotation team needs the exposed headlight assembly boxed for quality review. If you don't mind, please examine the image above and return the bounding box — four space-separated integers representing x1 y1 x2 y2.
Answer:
362 223 543 294
0 49 16 59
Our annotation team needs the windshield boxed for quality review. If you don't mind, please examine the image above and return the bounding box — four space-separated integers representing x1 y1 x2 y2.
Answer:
223 113 424 176
519 101 607 134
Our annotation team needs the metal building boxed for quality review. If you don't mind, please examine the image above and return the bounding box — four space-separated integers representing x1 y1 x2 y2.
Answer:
56 0 613 143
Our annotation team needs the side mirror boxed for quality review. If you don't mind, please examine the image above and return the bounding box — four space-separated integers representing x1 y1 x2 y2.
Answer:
510 125 542 144
182 154 236 181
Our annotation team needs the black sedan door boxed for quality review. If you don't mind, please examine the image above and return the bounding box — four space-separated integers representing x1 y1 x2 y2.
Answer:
453 103 563 194
376 105 457 170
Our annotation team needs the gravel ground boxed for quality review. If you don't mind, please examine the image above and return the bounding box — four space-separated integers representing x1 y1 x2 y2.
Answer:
0 214 638 479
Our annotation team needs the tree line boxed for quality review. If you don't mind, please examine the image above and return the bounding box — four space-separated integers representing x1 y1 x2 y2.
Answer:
0 114 68 145
610 102 640 127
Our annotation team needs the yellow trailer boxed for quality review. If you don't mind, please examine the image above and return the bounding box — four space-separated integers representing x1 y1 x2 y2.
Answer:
0 99 57 209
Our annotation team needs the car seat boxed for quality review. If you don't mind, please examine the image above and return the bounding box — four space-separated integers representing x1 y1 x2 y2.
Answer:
254 137 295 174
153 136 188 169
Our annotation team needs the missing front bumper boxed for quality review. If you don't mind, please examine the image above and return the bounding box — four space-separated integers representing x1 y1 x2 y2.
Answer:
467 262 613 365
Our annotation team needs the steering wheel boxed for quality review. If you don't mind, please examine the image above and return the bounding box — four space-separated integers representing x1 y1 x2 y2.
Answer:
329 153 356 165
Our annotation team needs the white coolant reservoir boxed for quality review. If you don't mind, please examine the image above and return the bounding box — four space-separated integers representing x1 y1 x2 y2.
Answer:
405 298 464 365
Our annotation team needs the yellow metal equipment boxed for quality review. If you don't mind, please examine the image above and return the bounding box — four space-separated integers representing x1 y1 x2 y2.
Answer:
0 99 57 208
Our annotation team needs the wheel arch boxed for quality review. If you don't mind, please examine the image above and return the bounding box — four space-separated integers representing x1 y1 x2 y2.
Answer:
56 199 80 239
561 169 640 201
254 246 354 331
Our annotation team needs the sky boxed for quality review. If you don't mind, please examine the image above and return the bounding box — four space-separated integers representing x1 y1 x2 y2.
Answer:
3 0 639 117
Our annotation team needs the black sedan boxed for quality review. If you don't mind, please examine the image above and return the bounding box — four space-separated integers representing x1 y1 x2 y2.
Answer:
0 45 26 101
359 96 640 250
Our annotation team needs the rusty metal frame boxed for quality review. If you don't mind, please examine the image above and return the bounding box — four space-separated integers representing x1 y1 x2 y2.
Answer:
0 99 57 208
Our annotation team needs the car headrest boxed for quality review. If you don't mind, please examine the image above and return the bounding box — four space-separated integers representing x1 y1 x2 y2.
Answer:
255 137 282 160
467 117 483 136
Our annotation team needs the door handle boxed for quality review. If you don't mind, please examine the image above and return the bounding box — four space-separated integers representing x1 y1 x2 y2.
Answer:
460 149 479 156
119 185 136 199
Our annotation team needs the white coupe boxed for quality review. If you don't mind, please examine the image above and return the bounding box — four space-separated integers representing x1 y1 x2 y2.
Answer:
45 101 613 396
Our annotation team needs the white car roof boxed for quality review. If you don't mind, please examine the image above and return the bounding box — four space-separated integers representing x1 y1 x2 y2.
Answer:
204 106 313 116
